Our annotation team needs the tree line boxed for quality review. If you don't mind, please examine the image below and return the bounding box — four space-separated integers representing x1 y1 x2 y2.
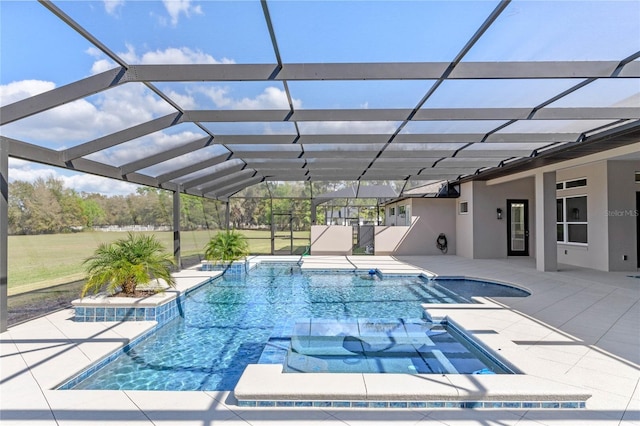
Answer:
8 177 392 235
7 177 319 235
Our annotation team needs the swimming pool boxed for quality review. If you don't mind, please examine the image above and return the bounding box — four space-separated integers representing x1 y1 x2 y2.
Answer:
68 264 527 391
276 318 510 374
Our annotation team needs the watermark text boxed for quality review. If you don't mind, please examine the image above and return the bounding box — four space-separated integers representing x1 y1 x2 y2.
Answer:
606 209 639 217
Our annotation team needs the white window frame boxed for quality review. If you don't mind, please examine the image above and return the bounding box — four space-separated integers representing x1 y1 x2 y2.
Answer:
557 195 588 246
458 201 469 214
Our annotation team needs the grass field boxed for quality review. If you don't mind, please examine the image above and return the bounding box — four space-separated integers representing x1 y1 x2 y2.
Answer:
8 230 310 295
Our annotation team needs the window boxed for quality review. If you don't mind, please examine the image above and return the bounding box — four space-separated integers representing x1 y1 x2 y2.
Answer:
398 205 406 215
389 207 395 216
557 178 587 190
565 178 587 189
557 196 587 244
635 172 640 183
459 201 469 214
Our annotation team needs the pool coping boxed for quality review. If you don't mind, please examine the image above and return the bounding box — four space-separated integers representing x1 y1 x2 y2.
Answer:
233 297 592 408
234 363 588 408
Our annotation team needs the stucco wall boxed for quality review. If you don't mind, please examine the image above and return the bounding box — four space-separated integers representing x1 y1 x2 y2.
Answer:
455 182 474 258
556 161 608 270
457 179 536 259
376 198 456 255
310 225 352 255
607 160 640 271
374 226 411 255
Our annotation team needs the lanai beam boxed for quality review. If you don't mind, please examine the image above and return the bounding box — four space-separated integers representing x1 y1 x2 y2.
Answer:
4 137 178 192
156 153 232 184
119 136 214 176
192 170 259 196
62 112 184 162
124 61 639 81
0 68 127 125
184 108 639 122
180 160 247 190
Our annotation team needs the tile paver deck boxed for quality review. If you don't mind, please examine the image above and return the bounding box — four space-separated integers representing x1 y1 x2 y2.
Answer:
1 255 638 425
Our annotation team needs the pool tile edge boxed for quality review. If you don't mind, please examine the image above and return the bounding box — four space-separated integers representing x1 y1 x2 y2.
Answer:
233 364 591 409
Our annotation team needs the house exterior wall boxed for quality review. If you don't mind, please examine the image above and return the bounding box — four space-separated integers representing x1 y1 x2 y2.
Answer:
556 161 608 270
455 182 474 258
384 200 412 226
376 198 456 255
476 178 536 259
311 155 639 271
456 179 536 259
607 160 640 271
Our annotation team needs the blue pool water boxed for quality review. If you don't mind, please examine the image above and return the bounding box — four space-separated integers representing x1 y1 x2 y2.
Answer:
70 264 526 391
272 318 510 375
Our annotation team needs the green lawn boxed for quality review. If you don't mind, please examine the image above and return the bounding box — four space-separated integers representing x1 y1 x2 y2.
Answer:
8 230 310 295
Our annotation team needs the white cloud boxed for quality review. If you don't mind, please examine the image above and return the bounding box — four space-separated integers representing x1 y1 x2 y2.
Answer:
8 158 58 182
85 47 116 74
87 130 204 166
198 86 232 108
1 83 177 147
162 0 203 26
91 58 117 75
234 86 298 110
64 173 140 196
198 86 300 110
0 46 307 196
8 158 139 196
0 80 56 106
103 0 124 16
89 45 235 72
165 89 198 109
120 44 234 65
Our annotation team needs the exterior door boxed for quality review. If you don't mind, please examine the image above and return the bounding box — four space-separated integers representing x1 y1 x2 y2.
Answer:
507 199 529 256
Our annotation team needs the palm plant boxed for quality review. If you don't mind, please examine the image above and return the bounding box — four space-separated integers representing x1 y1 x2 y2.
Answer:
82 233 176 297
204 229 249 265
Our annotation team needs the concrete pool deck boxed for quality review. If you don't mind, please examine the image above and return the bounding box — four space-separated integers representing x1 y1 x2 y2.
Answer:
1 255 638 425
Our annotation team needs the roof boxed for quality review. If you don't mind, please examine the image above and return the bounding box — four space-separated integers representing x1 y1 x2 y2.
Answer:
1 0 638 200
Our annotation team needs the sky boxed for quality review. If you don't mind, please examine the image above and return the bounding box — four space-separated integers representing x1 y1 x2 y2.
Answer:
0 0 639 196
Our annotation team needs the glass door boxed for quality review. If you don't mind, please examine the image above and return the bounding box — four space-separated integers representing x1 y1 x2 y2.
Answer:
507 200 529 256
